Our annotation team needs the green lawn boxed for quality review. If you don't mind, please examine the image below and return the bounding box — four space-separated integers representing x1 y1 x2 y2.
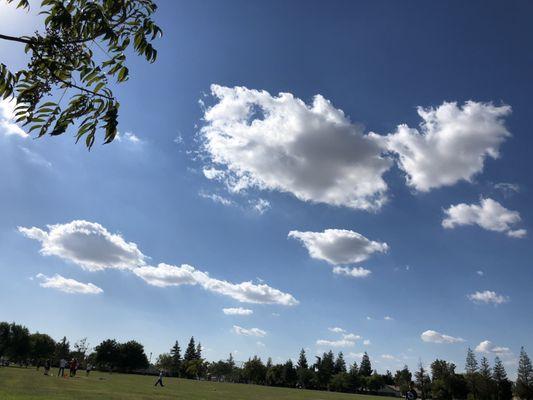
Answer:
0 367 387 400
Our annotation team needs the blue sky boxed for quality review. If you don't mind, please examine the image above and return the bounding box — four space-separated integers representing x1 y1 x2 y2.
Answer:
0 0 532 375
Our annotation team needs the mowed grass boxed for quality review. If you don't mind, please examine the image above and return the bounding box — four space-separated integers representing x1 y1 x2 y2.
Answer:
0 367 386 400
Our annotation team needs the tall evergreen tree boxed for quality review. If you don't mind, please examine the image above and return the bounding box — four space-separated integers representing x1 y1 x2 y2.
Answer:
170 340 181 377
479 356 494 400
297 349 308 370
183 337 196 361
493 357 513 400
360 352 372 377
516 347 533 400
195 342 203 360
465 348 479 399
334 352 347 374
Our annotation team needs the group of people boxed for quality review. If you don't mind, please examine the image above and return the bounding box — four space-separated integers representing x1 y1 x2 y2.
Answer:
41 358 92 378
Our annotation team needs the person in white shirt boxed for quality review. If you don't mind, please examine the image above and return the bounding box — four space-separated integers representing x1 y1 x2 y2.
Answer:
58 358 66 377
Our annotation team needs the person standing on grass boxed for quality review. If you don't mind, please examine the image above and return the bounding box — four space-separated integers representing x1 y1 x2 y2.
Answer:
154 370 165 387
58 358 66 377
44 359 51 376
86 363 92 376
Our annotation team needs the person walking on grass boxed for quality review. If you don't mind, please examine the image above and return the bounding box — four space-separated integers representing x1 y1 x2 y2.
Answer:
58 358 66 377
86 363 92 376
154 370 165 387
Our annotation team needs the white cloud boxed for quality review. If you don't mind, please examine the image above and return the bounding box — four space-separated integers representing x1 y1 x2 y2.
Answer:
421 330 465 344
475 340 511 355
133 263 298 306
442 198 526 238
256 341 266 347
0 98 27 138
18 220 147 271
333 266 372 278
288 229 388 265
381 354 399 361
36 273 103 294
200 85 392 211
363 340 371 346
316 338 356 348
116 131 143 144
199 191 234 206
223 307 253 316
250 198 271 214
374 101 511 191
468 290 509 305
343 333 362 341
384 316 394 321
348 352 365 359
477 270 484 276
233 325 266 337
328 327 346 333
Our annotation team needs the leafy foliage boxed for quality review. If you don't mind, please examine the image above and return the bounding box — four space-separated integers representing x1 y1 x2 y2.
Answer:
1 0 162 148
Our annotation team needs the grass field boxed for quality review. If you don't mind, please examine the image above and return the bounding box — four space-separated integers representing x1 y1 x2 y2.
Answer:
0 367 387 400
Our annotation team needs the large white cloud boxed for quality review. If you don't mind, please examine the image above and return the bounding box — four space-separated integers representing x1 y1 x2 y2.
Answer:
475 340 511 355
233 325 266 337
36 273 103 294
19 220 147 271
421 330 465 344
0 98 27 138
468 290 509 305
288 229 388 265
374 101 511 191
442 198 526 238
133 263 298 306
200 85 392 211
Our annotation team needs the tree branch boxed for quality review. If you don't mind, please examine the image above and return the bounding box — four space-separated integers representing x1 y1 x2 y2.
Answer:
0 33 32 44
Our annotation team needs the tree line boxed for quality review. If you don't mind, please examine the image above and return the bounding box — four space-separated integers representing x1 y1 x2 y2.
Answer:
2 321 533 399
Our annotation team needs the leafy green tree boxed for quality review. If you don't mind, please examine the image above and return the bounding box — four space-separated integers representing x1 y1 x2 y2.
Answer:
94 339 120 371
359 352 372 377
297 349 308 369
29 333 56 361
415 362 431 400
395 365 412 394
170 340 181 377
155 353 173 371
493 357 513 400
72 338 90 360
6 323 31 362
282 359 297 387
516 347 533 400
242 356 267 384
431 359 457 400
368 372 385 392
117 340 148 372
265 363 283 386
54 336 70 360
330 372 351 392
383 369 394 385
1 0 162 148
0 322 10 358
